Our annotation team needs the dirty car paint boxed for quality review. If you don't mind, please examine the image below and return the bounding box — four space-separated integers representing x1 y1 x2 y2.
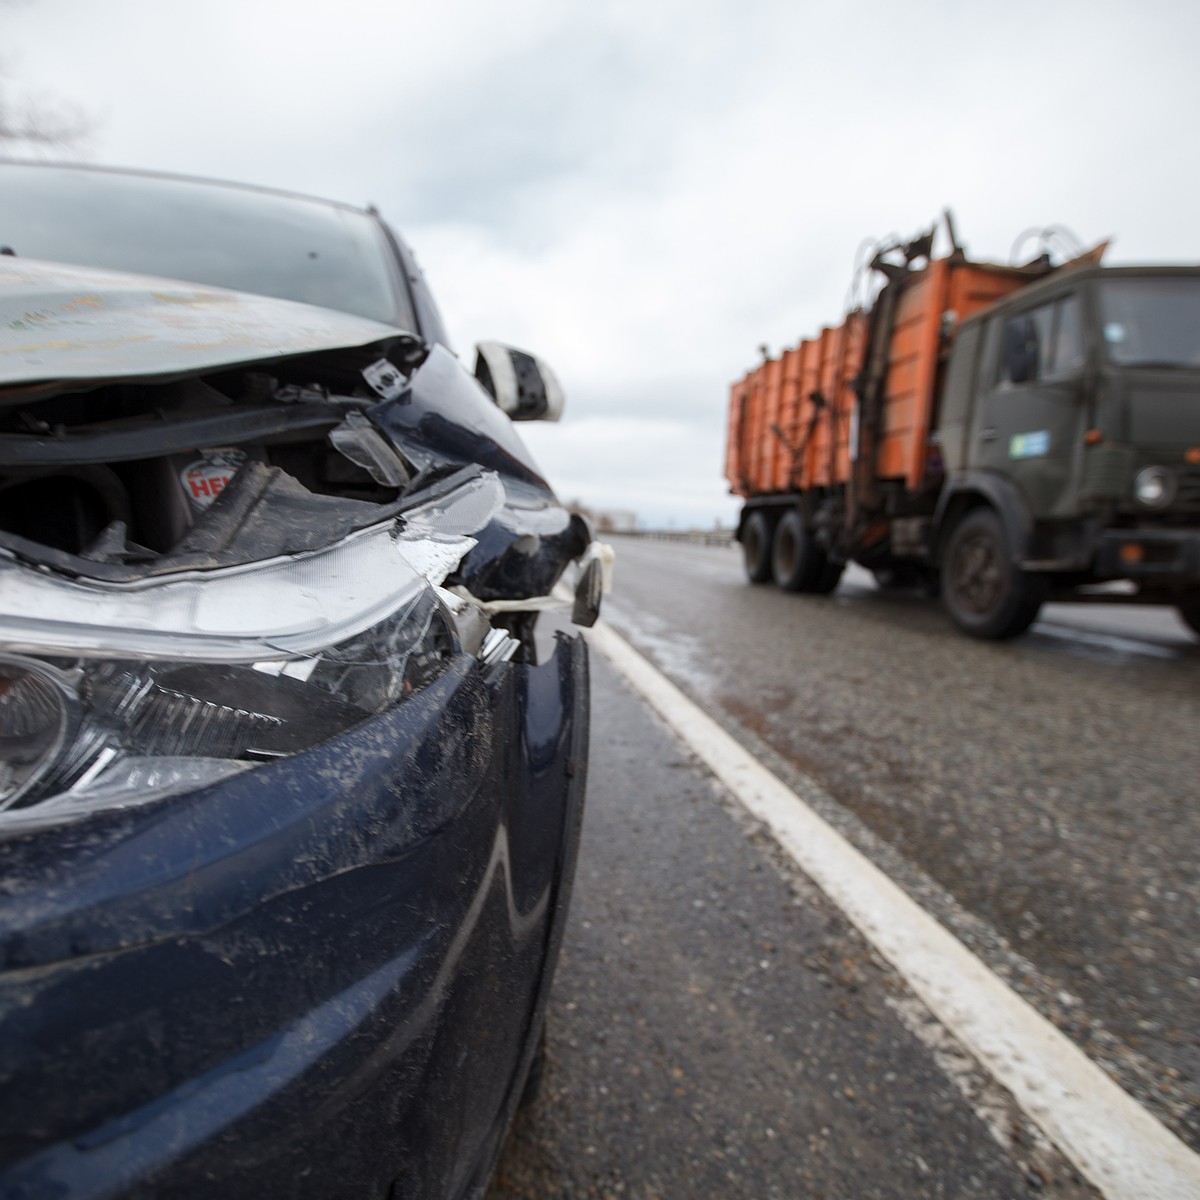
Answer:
0 175 593 1200
0 638 588 1199
0 258 408 390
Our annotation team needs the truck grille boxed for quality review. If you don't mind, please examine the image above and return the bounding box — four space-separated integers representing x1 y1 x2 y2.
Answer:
1177 467 1200 513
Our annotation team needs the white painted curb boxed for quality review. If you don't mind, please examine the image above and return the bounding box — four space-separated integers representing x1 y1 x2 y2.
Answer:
588 618 1200 1200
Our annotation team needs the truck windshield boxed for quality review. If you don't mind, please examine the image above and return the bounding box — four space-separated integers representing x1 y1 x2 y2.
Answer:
0 163 411 330
1098 277 1200 368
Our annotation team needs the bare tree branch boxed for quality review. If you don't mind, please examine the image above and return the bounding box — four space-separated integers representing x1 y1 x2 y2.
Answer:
0 79 95 154
0 4 97 156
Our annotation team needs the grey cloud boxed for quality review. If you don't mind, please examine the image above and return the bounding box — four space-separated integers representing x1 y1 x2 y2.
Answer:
339 9 783 238
9 0 1200 528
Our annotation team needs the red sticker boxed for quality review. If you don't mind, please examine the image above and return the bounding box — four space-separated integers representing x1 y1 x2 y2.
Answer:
181 450 246 509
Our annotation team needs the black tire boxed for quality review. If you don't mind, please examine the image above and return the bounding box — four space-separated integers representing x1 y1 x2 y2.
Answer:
741 511 774 584
940 507 1046 639
519 1024 547 1110
772 510 827 592
1177 599 1200 637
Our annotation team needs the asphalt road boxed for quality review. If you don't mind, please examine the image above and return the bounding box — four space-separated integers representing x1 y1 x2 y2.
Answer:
488 648 1094 1199
593 536 1199 1149
485 540 1196 1195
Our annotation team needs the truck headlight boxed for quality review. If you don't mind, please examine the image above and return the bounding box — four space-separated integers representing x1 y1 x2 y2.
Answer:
1133 466 1176 509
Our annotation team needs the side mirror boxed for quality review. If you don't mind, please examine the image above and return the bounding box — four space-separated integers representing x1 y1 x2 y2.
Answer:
473 341 565 421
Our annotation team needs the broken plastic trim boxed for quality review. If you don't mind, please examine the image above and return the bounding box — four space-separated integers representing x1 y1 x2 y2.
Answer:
328 412 412 488
0 473 510 821
446 540 615 625
0 472 505 663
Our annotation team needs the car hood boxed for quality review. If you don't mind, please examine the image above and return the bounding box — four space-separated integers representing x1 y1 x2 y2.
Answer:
0 256 408 396
0 253 595 629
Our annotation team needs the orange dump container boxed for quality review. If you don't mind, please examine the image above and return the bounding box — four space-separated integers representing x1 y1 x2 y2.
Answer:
726 257 1029 499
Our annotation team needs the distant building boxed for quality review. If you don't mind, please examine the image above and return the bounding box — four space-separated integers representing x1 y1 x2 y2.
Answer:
595 510 638 533
565 501 638 533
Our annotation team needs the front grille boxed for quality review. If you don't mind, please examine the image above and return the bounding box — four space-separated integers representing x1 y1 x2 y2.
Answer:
1177 466 1200 513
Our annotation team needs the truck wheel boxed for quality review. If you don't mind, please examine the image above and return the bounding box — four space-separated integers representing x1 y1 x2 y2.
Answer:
941 508 1045 639
772 510 826 592
742 511 774 583
1177 600 1200 637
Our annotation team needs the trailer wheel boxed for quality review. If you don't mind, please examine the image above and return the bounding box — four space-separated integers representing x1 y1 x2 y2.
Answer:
1177 599 1200 637
941 508 1045 639
742 511 774 583
772 510 826 592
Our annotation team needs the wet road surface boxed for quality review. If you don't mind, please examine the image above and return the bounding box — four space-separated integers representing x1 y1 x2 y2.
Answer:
596 536 1200 1148
488 651 1095 1199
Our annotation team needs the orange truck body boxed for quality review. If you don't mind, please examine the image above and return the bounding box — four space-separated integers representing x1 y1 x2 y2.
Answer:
726 256 1030 499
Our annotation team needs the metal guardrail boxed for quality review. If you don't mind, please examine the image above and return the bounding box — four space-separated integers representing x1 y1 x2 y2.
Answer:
606 530 734 547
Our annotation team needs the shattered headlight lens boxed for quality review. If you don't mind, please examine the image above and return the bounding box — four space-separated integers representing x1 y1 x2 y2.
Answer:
0 657 79 808
0 587 454 818
0 470 507 823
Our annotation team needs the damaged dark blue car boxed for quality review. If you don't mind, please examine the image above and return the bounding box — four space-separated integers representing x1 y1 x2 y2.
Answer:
0 163 601 1199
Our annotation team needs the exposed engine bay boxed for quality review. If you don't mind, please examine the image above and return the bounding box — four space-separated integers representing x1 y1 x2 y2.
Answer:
0 259 606 822
1 362 415 560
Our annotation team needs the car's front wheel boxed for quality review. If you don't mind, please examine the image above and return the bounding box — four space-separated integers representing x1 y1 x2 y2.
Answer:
518 1025 548 1110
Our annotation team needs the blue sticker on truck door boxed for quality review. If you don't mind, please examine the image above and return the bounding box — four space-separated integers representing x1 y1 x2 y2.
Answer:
1009 430 1050 459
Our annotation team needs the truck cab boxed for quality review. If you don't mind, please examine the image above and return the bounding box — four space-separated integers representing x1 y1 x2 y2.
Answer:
935 265 1200 636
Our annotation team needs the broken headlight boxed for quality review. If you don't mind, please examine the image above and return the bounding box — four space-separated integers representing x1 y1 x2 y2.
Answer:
0 586 454 818
0 471 508 823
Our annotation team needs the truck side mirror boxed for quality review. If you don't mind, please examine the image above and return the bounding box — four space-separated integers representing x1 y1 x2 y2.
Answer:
473 341 565 421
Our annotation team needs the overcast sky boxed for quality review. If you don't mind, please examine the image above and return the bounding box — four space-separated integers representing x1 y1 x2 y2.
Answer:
5 0 1198 526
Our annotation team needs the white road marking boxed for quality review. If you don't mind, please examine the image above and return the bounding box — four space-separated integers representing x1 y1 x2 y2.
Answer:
586 618 1200 1200
1031 621 1180 661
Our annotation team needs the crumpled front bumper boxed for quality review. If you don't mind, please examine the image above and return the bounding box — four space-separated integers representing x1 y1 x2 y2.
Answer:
0 634 588 1200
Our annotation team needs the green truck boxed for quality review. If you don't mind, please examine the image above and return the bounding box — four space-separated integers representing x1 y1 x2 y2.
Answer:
726 227 1200 639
